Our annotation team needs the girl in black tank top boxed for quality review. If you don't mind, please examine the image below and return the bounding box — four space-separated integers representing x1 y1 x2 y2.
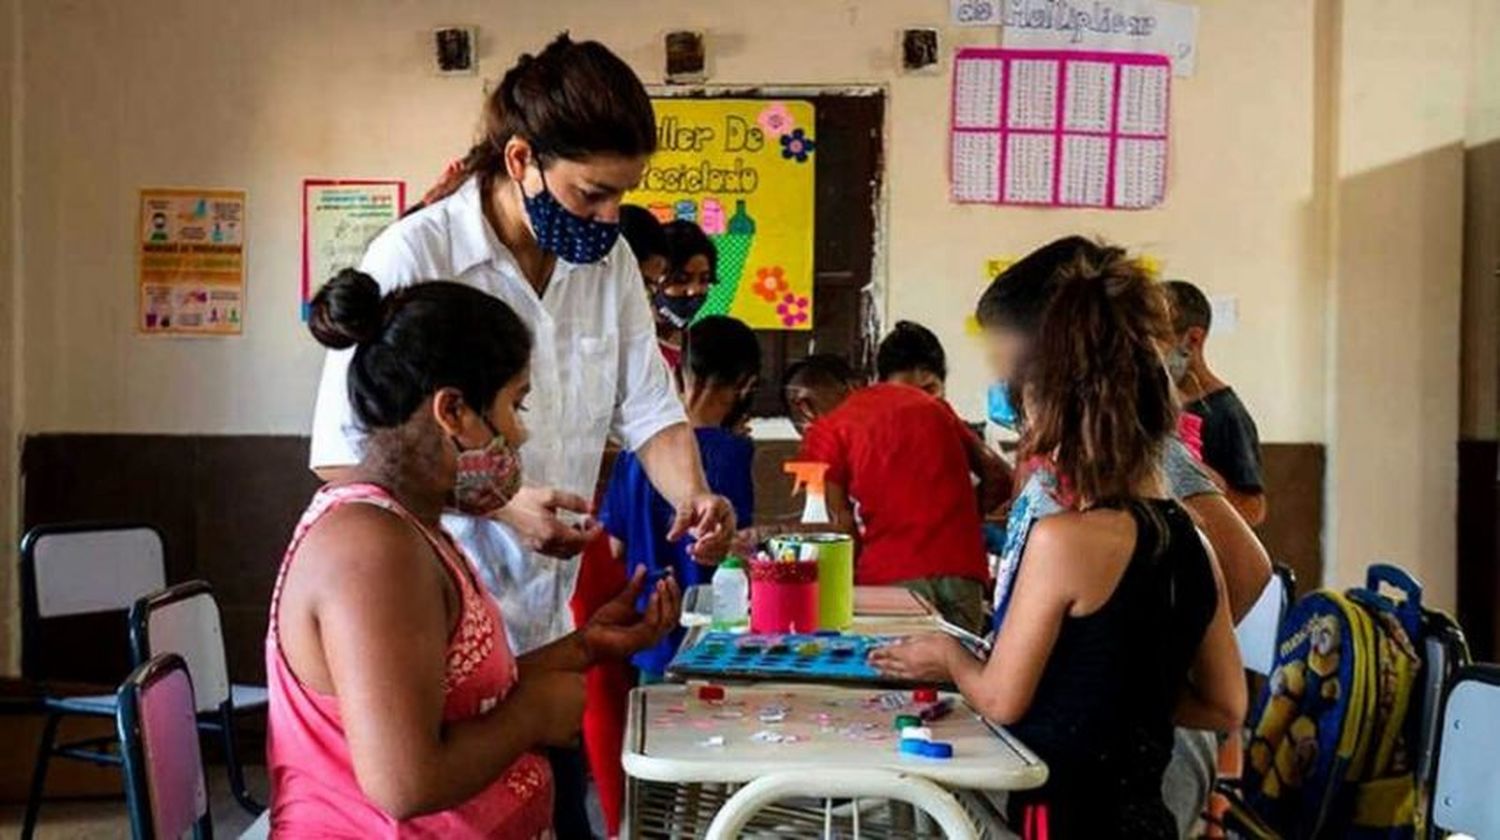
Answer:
871 238 1247 839
1007 499 1218 838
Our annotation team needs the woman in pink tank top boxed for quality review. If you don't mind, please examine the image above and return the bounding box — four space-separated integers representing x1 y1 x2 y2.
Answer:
272 272 680 837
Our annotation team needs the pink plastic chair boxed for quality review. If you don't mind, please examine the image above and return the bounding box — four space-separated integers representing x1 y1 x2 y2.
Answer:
116 653 212 839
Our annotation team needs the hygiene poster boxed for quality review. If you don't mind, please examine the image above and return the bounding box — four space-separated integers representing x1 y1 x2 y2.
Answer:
628 98 816 331
301 179 406 320
137 188 246 336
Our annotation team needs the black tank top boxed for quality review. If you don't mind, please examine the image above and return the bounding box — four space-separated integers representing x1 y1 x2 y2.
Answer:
1008 498 1218 839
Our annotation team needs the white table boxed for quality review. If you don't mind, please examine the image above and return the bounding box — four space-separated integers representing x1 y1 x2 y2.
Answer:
622 682 1047 839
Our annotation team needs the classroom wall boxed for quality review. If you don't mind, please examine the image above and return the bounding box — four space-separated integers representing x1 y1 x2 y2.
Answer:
1462 0 1500 441
16 0 1322 440
1 0 1493 664
1323 0 1469 603
0 0 16 670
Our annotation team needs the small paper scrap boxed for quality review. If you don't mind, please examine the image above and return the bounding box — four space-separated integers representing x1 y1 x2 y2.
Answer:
758 705 789 723
750 730 800 744
699 735 726 748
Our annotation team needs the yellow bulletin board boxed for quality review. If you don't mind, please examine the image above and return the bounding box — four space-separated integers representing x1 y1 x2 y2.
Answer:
629 99 816 330
137 187 246 336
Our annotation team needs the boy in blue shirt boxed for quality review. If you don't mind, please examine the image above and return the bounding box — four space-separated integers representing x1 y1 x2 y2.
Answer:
600 315 760 680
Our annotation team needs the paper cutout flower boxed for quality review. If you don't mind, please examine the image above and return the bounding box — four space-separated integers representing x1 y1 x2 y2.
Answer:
777 293 810 327
780 129 815 163
753 266 788 302
757 103 796 138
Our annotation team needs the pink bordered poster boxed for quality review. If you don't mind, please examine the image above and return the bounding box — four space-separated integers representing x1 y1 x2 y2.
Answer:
949 48 1171 209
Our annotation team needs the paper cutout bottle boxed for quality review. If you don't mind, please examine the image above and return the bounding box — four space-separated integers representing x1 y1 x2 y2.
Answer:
702 199 757 319
700 198 727 235
727 199 756 235
784 461 829 524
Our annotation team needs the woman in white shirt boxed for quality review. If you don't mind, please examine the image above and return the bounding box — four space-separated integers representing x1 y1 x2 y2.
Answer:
309 34 734 834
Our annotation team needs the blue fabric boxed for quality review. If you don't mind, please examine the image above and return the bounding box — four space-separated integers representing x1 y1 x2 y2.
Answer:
989 436 1219 636
600 426 755 675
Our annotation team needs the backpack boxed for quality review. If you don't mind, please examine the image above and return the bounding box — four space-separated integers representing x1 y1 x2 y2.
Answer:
1241 565 1424 839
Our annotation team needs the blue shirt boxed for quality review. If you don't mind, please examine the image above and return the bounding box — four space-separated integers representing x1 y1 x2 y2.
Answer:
599 426 755 675
990 436 1219 634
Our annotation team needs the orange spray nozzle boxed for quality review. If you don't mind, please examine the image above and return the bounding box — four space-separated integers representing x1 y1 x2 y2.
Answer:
784 461 830 525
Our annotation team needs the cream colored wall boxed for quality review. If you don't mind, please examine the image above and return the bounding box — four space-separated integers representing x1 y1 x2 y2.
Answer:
0 0 17 669
1462 0 1500 441
8 0 1491 612
16 0 1323 441
1323 0 1470 603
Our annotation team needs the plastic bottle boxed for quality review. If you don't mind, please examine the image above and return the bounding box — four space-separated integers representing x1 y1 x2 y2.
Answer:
783 461 830 524
711 556 750 630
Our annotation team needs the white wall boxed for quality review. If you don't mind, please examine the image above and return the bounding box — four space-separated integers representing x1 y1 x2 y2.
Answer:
1323 0 1470 603
6 0 1495 626
16 0 1323 441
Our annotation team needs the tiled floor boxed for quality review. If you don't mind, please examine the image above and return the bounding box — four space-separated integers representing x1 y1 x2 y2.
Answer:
0 766 609 839
0 765 266 839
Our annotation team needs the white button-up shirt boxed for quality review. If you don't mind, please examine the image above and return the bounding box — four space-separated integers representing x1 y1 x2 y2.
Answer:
309 176 686 654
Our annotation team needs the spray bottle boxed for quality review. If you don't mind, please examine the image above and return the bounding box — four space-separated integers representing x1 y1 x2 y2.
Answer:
783 461 830 525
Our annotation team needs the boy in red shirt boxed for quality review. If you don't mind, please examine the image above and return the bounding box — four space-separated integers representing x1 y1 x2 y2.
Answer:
779 354 1010 633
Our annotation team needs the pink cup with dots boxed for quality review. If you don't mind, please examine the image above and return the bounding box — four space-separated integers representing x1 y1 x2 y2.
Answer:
749 558 820 634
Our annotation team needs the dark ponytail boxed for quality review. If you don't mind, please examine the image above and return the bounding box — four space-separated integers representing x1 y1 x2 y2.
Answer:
1019 243 1176 506
420 33 657 205
876 320 948 382
308 269 532 430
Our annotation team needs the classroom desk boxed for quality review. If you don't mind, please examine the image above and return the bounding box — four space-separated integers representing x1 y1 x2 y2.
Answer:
621 682 1047 839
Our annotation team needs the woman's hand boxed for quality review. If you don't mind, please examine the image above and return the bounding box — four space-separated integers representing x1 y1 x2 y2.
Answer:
583 567 682 661
868 633 964 683
509 669 586 748
496 487 603 558
668 492 736 563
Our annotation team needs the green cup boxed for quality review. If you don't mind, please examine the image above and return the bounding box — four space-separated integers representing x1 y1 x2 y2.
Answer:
770 532 854 631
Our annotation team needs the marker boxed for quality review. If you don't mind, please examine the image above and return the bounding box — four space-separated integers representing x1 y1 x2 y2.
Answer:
919 699 955 722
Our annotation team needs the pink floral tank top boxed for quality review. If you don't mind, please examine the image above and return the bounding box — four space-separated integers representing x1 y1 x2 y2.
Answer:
266 483 553 838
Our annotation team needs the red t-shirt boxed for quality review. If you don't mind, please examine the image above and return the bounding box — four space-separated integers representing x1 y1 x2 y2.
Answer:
798 383 988 586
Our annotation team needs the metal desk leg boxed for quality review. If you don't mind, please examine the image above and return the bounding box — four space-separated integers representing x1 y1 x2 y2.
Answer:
704 768 980 840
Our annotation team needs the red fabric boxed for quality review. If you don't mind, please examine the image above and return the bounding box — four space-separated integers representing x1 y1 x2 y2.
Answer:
798 384 988 586
568 530 631 838
657 340 681 372
1177 411 1205 461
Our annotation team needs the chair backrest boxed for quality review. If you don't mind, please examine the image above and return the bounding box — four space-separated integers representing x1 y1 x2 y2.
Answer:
1432 664 1500 838
1234 563 1294 676
1416 613 1470 838
131 581 232 712
20 523 167 680
116 653 212 840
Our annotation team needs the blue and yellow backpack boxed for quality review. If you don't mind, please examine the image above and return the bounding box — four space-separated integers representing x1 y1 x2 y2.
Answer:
1240 565 1428 839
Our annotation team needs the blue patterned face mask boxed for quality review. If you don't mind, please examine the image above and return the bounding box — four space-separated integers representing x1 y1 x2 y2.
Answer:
986 381 1020 430
521 168 620 264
